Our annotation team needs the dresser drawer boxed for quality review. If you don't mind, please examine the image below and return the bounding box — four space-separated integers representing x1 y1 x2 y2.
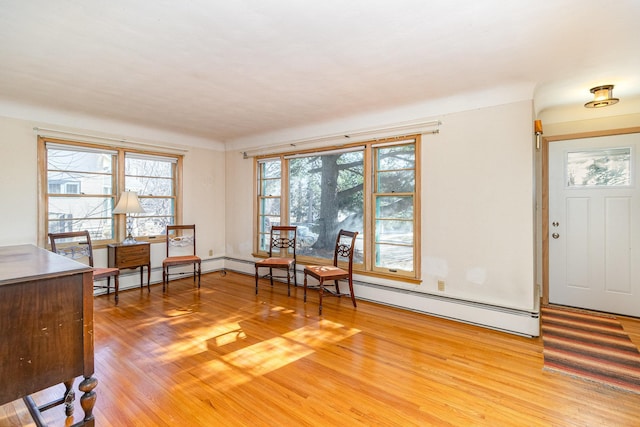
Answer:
108 243 150 269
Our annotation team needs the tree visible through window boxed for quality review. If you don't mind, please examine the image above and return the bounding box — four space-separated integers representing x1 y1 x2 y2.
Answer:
125 154 177 237
256 136 419 278
288 149 364 261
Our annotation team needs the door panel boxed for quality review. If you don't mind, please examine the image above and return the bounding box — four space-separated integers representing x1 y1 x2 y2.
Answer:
549 134 640 316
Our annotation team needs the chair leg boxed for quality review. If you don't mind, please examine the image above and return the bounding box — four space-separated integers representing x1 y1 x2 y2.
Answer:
286 268 291 297
106 277 110 296
334 279 340 295
255 266 259 294
197 262 201 288
269 268 274 287
318 279 324 315
293 262 298 287
163 266 167 292
348 277 356 307
114 275 119 305
303 273 308 302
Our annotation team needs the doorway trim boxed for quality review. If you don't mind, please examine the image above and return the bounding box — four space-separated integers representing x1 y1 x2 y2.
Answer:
541 126 640 305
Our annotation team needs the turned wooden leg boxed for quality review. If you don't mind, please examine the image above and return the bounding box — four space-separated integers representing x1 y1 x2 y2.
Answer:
63 379 75 416
78 375 98 424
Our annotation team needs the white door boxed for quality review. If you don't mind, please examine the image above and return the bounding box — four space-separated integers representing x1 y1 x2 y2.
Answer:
549 133 640 316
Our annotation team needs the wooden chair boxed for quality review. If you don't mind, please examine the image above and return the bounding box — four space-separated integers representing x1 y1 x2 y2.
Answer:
255 226 297 296
303 229 358 314
48 230 121 304
163 224 201 291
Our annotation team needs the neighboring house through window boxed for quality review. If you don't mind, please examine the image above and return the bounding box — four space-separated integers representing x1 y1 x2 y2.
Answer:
38 137 182 246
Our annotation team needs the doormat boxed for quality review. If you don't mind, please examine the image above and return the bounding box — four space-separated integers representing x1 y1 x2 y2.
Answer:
541 305 640 394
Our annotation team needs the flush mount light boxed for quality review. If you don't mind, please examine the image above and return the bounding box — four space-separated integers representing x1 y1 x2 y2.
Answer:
584 85 619 108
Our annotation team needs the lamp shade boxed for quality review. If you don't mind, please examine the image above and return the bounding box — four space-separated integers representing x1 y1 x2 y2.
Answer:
113 191 145 214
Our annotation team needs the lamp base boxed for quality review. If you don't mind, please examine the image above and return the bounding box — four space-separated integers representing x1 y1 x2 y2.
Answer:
122 234 138 245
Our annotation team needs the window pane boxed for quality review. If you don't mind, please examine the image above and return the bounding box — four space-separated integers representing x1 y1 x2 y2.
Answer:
377 170 415 193
48 196 114 238
377 144 415 170
126 157 172 177
567 148 630 187
138 197 174 216
261 178 281 196
260 198 280 216
128 177 173 196
49 196 113 219
375 244 414 271
47 171 112 195
375 196 414 220
375 219 413 244
261 161 281 179
289 150 364 260
48 149 113 174
131 216 173 237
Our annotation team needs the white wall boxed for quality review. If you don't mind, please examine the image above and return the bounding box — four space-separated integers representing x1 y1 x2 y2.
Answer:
1 100 539 335
225 100 539 335
0 115 226 288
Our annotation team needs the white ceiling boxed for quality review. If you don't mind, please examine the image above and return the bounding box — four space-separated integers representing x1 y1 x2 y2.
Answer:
1 0 639 148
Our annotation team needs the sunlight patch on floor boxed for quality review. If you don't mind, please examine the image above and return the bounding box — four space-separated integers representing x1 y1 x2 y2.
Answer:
189 319 360 391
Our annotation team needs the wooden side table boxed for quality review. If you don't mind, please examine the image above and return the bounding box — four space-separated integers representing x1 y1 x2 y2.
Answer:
108 242 151 291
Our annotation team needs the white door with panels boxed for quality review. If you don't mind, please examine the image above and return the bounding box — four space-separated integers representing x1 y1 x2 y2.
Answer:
549 133 640 316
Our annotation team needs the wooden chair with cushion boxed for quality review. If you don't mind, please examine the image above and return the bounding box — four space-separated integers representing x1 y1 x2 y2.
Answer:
48 230 121 304
303 229 358 315
163 224 201 292
255 225 297 296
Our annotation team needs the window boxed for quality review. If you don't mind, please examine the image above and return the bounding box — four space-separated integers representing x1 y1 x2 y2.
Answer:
125 153 178 237
256 136 420 279
257 159 282 252
566 148 631 187
39 138 182 245
288 148 364 263
373 142 416 273
44 143 117 239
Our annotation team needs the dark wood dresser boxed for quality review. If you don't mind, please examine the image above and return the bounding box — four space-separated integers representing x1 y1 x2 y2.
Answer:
0 244 97 426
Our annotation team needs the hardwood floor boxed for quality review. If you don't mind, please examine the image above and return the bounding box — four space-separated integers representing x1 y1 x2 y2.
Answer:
2 271 639 426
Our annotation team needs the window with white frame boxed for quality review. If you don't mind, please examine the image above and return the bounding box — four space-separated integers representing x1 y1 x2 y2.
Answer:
39 138 182 245
255 136 420 279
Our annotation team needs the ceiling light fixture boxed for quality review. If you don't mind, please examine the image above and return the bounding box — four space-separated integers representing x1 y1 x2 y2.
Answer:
584 85 619 108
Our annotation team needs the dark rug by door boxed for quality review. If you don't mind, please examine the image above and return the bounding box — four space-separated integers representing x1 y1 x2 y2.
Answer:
541 305 640 394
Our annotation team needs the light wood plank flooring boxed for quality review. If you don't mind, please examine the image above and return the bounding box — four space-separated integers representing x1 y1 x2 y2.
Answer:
2 271 639 426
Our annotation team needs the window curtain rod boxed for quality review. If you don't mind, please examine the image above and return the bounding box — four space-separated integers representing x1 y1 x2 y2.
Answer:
242 119 441 159
33 127 189 153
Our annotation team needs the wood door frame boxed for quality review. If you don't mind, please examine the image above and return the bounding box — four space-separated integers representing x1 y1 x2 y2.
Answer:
541 126 640 305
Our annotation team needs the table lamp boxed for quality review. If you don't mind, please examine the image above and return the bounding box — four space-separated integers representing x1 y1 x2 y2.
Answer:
113 191 145 244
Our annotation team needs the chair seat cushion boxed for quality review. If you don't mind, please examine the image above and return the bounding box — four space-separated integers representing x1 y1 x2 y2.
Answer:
304 265 348 280
256 257 295 268
93 267 119 280
163 255 201 267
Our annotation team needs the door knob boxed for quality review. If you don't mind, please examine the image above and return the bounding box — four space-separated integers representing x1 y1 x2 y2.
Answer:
552 233 560 239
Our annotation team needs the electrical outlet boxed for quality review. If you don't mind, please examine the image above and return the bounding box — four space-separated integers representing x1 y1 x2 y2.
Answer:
437 280 445 291
208 249 213 256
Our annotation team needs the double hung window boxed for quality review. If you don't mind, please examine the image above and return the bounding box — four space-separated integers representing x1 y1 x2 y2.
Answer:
39 138 182 245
